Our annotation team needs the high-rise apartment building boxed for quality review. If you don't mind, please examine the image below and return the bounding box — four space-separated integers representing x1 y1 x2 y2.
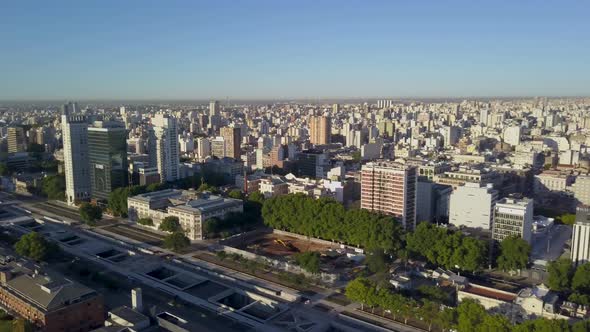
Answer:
449 183 498 230
208 100 221 132
152 113 179 183
7 127 26 153
309 115 331 145
61 103 91 205
211 136 226 158
220 126 241 160
492 197 534 243
361 161 417 229
572 176 590 206
571 206 590 267
196 137 211 159
88 121 128 201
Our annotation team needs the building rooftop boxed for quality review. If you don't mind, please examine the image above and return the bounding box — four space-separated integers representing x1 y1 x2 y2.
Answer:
0 256 98 312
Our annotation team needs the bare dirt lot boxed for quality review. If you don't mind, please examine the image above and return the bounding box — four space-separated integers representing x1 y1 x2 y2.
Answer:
234 232 339 259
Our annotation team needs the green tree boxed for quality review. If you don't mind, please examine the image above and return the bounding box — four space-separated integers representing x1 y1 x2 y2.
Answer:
137 218 154 226
79 202 102 225
547 258 574 291
568 292 590 306
163 232 190 252
14 232 55 261
159 216 182 233
419 300 440 331
345 277 373 310
351 150 361 162
513 317 570 332
456 299 486 332
436 307 457 332
572 262 590 294
41 175 66 200
0 163 9 176
559 213 576 225
418 285 451 304
572 319 590 332
262 194 402 252
228 189 244 200
293 252 321 274
481 315 512 332
197 183 219 193
496 236 531 271
365 249 390 274
108 185 147 217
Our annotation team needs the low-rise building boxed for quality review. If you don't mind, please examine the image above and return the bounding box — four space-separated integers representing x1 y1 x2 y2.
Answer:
0 255 105 332
128 189 243 240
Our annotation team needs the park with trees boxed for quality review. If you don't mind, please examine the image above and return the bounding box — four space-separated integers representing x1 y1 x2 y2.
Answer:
345 277 589 332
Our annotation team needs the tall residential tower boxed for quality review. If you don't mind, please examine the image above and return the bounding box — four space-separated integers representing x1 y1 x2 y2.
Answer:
61 102 91 205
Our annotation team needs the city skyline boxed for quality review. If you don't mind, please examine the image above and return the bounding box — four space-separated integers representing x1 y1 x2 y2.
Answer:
2 1 590 100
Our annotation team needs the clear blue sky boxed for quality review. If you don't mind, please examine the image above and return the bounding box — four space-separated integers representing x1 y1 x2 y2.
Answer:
1 1 589 100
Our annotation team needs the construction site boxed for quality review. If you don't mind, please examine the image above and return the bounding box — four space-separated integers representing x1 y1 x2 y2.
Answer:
232 231 340 260
221 230 366 284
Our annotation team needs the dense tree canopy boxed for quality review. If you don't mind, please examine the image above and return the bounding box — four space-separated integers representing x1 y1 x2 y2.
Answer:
293 251 321 274
572 262 590 294
41 175 65 201
79 202 102 225
406 222 488 272
262 194 402 251
0 163 9 176
14 232 56 261
547 258 574 291
228 189 244 200
163 232 190 252
496 236 531 271
159 216 182 233
137 217 154 226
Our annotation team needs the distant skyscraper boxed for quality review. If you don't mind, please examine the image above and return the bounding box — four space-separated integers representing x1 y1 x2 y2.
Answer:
152 113 179 183
361 161 417 229
88 121 128 201
571 206 590 267
7 127 26 153
309 115 331 145
61 105 91 205
208 100 221 132
220 126 241 160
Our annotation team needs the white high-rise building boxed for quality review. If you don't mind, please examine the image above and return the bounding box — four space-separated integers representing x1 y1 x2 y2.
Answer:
449 183 498 230
196 137 211 159
503 125 522 146
492 197 534 244
153 113 179 183
61 102 91 205
571 206 590 267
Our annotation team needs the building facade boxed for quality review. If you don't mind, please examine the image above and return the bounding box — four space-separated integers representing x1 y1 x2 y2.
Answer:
571 206 590 267
7 127 26 153
88 121 128 201
309 115 331 145
128 189 243 240
61 107 91 205
220 126 241 160
360 161 417 229
449 183 498 230
152 113 179 183
492 197 534 243
0 257 104 332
